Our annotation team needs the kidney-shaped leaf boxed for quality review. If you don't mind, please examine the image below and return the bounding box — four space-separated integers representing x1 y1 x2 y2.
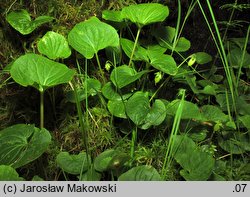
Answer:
0 165 24 181
38 31 71 60
56 152 90 175
121 3 169 28
118 165 162 181
68 16 119 59
0 124 51 169
10 53 75 92
111 65 148 88
6 9 54 35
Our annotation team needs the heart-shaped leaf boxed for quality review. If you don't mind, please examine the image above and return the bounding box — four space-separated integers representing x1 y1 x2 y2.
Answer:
102 82 121 100
79 165 101 181
146 45 167 56
66 78 101 103
121 3 169 28
152 26 191 52
151 26 175 43
166 99 203 121
110 65 148 88
6 9 54 35
201 105 228 123
120 38 149 62
173 37 191 52
149 53 178 75
56 152 90 175
10 53 75 92
38 31 71 60
118 165 162 181
0 124 51 169
218 132 250 154
0 165 24 181
102 10 123 22
227 48 250 68
141 99 166 129
68 16 119 59
239 115 250 129
126 91 150 125
194 52 212 64
94 149 117 172
172 135 215 180
108 100 127 119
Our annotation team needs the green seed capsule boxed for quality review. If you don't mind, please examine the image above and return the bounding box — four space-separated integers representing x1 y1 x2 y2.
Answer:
154 72 162 84
105 62 112 72
188 55 196 66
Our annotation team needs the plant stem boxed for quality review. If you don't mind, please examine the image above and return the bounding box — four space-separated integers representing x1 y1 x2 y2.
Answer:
171 0 181 55
70 80 89 158
130 127 137 165
95 53 106 83
128 28 141 67
161 89 186 179
40 91 44 129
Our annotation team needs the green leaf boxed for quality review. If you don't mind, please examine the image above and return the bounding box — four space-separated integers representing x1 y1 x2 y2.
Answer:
6 9 54 35
0 165 24 181
201 105 229 123
94 149 117 172
152 26 190 52
108 100 127 118
172 135 215 180
102 10 123 22
166 99 203 120
199 85 217 95
146 45 167 56
102 82 132 101
102 82 121 100
239 115 250 129
126 91 150 125
120 38 149 62
37 31 71 60
118 165 162 181
111 65 148 88
121 3 169 28
149 53 178 75
141 99 166 129
79 165 101 181
0 124 51 168
174 37 191 52
151 26 175 44
10 53 75 92
218 132 250 154
68 16 119 59
56 152 90 175
32 175 44 181
194 52 212 64
228 48 250 68
66 78 101 103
